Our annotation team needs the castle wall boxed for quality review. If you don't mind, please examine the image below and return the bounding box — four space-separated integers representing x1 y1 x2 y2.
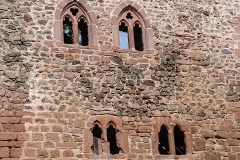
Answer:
0 0 240 159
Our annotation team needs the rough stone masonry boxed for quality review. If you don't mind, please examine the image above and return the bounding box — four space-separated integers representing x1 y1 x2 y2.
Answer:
0 0 240 159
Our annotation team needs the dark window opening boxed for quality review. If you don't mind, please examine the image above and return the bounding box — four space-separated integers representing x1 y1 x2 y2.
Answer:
119 22 129 49
70 8 79 16
174 125 186 155
78 18 88 46
63 17 73 44
158 125 170 155
92 124 103 155
133 23 143 51
107 124 120 155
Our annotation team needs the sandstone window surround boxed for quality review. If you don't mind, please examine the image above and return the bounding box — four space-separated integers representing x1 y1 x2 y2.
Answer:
84 115 129 159
151 118 193 159
54 0 97 48
111 1 154 51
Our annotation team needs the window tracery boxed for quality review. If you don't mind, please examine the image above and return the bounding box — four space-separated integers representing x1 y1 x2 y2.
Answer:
62 5 89 45
111 1 154 51
84 115 129 158
118 10 144 51
151 118 192 158
54 0 97 47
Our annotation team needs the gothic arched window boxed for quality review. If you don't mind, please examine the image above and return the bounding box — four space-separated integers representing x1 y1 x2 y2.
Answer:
151 118 192 158
62 5 89 45
111 2 154 51
54 0 98 47
118 10 144 51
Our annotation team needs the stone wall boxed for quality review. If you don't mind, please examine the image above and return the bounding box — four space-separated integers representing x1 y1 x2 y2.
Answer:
0 0 240 159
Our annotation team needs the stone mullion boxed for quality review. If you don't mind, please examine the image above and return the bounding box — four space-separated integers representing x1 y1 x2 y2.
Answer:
128 23 135 50
168 130 176 155
72 20 79 44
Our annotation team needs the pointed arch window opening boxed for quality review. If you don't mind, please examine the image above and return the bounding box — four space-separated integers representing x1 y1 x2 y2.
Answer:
174 125 186 155
158 125 170 155
118 9 144 51
62 5 89 46
133 23 143 51
157 124 187 156
63 17 73 44
107 124 120 155
78 17 89 46
92 123 103 155
119 22 129 50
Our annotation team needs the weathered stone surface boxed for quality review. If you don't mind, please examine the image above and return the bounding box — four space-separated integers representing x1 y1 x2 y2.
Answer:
0 0 240 159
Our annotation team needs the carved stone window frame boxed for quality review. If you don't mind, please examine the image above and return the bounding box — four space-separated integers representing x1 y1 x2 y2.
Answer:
151 117 193 159
111 1 154 51
54 0 98 48
84 115 129 159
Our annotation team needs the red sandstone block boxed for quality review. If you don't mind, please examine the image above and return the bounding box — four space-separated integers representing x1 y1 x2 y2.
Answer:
10 148 21 158
16 111 35 117
43 141 55 148
52 125 63 132
32 133 44 141
232 146 240 152
137 126 152 133
99 56 110 63
128 153 137 158
46 133 59 141
0 147 9 158
56 142 77 148
24 149 35 157
138 143 150 149
0 141 23 147
230 132 240 138
44 40 54 47
61 134 73 142
0 111 16 117
50 150 60 158
63 150 74 157
65 54 73 60
0 117 20 123
37 149 48 158
35 118 45 124
17 132 30 141
0 132 17 140
13 124 25 132
73 119 84 128
27 125 39 132
65 113 75 118
40 126 50 132
26 142 41 148
2 124 13 132
37 112 51 118
20 118 33 123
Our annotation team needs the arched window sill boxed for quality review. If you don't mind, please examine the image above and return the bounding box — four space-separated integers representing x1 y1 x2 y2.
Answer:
114 47 155 54
55 41 98 50
154 154 193 160
84 153 126 159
